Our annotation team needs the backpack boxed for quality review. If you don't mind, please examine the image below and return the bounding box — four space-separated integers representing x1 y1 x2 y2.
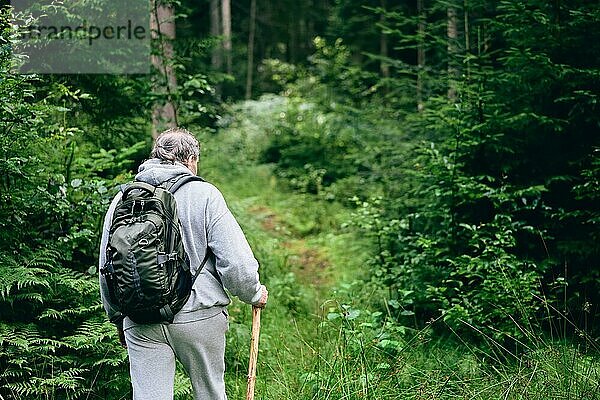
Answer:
101 174 209 324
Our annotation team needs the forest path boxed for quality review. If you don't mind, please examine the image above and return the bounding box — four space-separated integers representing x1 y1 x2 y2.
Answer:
223 177 362 399
202 157 364 400
247 203 334 290
200 100 369 399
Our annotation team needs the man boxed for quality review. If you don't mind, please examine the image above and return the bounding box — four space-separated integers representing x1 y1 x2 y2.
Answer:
99 127 268 399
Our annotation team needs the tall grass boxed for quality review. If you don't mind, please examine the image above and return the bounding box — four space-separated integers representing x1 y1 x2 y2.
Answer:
246 292 599 399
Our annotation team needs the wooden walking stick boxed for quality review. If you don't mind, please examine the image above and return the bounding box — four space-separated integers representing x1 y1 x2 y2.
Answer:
246 306 261 400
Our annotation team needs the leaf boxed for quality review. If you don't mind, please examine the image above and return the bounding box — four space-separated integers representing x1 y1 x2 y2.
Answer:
387 299 400 309
345 309 361 320
327 312 340 321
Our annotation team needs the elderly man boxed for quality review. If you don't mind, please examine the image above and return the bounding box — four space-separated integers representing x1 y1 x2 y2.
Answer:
99 127 268 400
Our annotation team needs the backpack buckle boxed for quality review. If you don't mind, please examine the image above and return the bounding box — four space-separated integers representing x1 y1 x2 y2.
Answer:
100 262 115 277
157 253 178 264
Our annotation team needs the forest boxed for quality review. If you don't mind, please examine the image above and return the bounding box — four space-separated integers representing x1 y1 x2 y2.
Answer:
0 0 599 398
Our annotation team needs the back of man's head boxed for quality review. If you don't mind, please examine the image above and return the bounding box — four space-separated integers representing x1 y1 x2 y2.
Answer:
151 127 200 164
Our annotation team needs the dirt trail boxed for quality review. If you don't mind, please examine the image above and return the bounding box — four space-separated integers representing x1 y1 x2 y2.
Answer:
248 204 332 288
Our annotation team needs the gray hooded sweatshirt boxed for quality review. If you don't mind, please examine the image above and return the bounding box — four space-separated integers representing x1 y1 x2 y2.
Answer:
99 159 263 330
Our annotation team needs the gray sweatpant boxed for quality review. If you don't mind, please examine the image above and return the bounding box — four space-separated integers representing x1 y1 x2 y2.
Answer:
124 311 229 400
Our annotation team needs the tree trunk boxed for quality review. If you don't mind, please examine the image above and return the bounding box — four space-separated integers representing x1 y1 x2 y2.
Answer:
463 0 470 82
246 0 257 99
288 14 297 63
307 0 315 50
417 0 425 111
151 0 178 139
221 0 232 75
447 5 458 101
210 0 222 71
380 0 390 79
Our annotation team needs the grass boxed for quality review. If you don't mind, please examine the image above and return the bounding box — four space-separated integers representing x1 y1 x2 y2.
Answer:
174 97 600 400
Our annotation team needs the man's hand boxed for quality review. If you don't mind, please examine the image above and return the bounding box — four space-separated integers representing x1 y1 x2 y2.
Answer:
255 285 268 308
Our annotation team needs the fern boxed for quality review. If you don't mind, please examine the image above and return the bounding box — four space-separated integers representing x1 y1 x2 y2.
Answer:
0 254 51 300
174 365 193 400
3 368 88 400
0 247 130 399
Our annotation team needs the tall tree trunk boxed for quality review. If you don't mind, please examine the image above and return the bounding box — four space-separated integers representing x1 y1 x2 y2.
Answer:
151 0 178 139
417 0 425 111
307 0 315 50
380 0 390 79
447 5 458 101
288 14 297 63
300 17 307 56
246 0 257 99
210 0 222 71
221 0 232 75
463 0 470 83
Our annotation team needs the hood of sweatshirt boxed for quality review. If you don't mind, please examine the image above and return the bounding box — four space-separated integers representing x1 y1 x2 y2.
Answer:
134 158 193 185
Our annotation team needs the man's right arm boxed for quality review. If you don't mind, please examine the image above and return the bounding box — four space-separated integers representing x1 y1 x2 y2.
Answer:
204 185 266 307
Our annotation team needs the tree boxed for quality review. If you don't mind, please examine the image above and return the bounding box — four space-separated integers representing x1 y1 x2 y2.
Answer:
246 0 257 99
210 0 222 70
221 0 232 75
447 4 458 100
417 0 425 111
151 0 178 138
379 0 390 79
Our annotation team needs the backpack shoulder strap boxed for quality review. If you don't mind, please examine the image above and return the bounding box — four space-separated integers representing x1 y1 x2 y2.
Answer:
161 174 214 283
192 248 222 285
120 181 157 200
192 248 213 282
164 175 207 194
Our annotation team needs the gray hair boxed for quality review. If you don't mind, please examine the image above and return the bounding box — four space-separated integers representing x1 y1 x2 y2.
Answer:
151 127 200 164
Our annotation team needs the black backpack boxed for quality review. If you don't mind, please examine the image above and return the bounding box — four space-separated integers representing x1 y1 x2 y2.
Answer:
101 174 209 324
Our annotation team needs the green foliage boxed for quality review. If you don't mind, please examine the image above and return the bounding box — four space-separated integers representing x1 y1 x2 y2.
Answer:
257 0 600 344
0 248 130 399
0 6 139 398
200 111 599 398
258 38 407 202
260 96 362 195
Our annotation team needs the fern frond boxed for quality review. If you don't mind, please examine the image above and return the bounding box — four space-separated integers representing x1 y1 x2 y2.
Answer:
9 292 44 303
0 323 40 350
30 337 71 352
0 251 53 300
65 320 114 350
49 269 98 297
